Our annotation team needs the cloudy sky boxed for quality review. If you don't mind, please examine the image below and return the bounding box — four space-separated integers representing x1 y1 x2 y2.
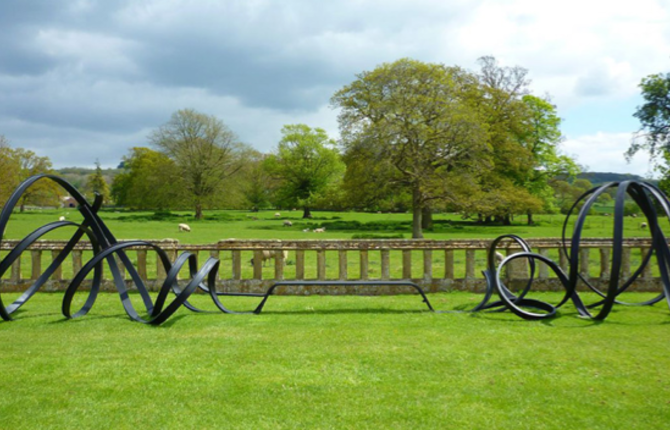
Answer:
1 0 669 176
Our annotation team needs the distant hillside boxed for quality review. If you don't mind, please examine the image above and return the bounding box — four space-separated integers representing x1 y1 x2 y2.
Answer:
577 172 656 186
56 167 121 190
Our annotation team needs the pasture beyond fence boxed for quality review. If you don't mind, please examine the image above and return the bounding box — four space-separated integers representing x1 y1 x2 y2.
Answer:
0 238 662 294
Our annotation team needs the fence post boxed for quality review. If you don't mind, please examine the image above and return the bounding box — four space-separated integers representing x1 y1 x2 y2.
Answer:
338 250 347 281
295 250 305 280
360 250 369 280
599 248 610 281
317 250 326 280
31 250 42 280
444 250 454 280
381 249 390 280
137 250 148 281
402 250 412 279
51 250 62 281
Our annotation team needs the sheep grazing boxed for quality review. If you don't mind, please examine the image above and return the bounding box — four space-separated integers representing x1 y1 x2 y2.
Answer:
178 223 191 232
302 228 310 232
313 227 326 233
58 216 66 221
640 222 648 230
250 250 289 266
274 212 281 217
494 251 505 264
631 213 638 218
283 220 293 227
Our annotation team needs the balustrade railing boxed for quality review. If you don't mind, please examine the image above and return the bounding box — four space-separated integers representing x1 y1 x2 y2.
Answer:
0 238 663 294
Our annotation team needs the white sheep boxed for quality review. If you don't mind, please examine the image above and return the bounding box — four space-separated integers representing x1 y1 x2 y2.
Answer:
313 227 326 233
250 250 289 266
631 213 638 218
178 223 191 232
495 251 505 264
58 216 66 221
274 212 281 217
640 222 648 229
283 220 293 227
302 228 310 232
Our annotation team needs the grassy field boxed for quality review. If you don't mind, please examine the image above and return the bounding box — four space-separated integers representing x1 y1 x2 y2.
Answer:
1 207 659 243
1 207 664 284
1 292 669 429
2 208 669 429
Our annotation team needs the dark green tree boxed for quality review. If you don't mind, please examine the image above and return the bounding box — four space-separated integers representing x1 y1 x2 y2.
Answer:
112 147 183 210
332 58 489 238
85 160 111 205
628 72 670 160
265 124 344 218
150 109 247 219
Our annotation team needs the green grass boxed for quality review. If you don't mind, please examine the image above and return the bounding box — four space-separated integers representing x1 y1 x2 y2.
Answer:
1 292 669 429
3 207 662 244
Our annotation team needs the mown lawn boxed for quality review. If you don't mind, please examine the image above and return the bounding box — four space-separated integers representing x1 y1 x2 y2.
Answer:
1 292 669 429
3 207 659 244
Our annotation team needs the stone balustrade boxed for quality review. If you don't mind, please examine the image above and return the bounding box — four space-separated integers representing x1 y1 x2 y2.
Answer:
0 238 662 294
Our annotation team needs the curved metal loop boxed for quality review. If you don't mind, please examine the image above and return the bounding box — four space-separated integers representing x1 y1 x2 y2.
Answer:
0 174 256 325
485 180 670 320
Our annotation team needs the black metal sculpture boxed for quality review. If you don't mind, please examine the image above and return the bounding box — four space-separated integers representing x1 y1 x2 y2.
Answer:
0 174 249 325
1 175 669 324
480 180 670 320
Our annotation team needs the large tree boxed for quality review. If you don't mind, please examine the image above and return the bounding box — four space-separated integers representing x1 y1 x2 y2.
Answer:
0 140 59 210
112 147 183 210
265 124 344 219
85 160 111 205
628 72 670 160
150 109 246 219
332 58 488 238
518 95 579 223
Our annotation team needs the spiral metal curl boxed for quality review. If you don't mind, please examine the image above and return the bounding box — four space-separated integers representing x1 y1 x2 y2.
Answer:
482 180 670 320
0 174 252 325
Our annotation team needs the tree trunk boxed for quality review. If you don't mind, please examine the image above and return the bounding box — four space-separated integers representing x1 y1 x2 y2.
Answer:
195 203 203 220
527 210 534 226
411 186 423 239
20 203 25 213
421 206 433 230
302 206 312 219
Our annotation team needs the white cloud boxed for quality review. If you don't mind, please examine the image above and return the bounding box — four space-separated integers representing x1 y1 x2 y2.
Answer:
562 132 656 177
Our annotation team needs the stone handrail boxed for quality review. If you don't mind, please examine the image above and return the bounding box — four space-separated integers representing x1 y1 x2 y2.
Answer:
0 238 661 294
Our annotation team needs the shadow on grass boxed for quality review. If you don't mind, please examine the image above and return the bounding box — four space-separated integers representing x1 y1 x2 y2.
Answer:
258 308 428 315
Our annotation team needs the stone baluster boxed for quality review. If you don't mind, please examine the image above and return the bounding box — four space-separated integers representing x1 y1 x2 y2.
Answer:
338 250 347 281
317 250 326 280
380 249 390 280
359 250 369 280
402 250 412 279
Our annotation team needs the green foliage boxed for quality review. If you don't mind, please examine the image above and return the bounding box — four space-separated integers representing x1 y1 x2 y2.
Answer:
265 124 345 218
0 138 60 210
628 72 670 160
111 147 184 210
85 160 111 205
240 151 274 210
150 108 248 219
472 58 579 224
333 58 489 238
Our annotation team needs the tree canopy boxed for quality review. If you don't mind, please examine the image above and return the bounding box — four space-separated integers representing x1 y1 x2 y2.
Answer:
0 137 59 210
628 72 670 161
265 124 344 218
112 148 182 210
332 58 489 238
150 108 247 219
